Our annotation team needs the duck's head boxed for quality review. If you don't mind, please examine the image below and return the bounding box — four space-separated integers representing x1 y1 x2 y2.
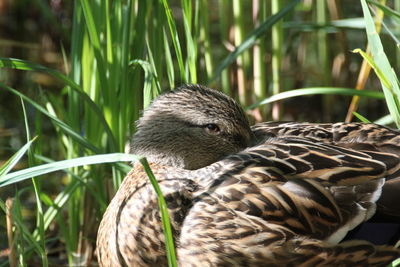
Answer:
131 84 253 170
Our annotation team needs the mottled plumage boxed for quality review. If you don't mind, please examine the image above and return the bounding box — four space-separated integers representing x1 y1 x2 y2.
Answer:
97 85 400 266
131 84 253 169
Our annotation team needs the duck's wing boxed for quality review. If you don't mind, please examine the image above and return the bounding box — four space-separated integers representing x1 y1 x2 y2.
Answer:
197 138 400 239
181 138 400 265
252 122 400 219
252 121 334 142
237 137 400 186
178 196 399 267
252 121 400 156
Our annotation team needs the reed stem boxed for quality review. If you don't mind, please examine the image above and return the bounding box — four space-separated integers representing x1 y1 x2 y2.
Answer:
271 0 282 120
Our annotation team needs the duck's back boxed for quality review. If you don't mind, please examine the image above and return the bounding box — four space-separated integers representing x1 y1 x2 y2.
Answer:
252 122 400 154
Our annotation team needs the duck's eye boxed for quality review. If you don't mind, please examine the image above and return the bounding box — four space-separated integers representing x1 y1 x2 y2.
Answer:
205 123 220 134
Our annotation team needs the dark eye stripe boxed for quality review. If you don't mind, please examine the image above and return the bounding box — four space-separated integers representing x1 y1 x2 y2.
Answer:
182 121 203 128
181 121 218 130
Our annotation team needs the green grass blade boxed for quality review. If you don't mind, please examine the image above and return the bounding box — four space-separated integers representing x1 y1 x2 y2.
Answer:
0 198 47 265
209 0 300 83
247 87 385 110
31 154 107 239
0 138 36 177
79 0 110 97
144 38 163 104
218 0 232 95
130 59 161 108
360 0 400 127
352 111 371 123
368 0 400 20
0 82 100 153
352 49 391 88
374 114 393 125
161 0 187 83
36 178 81 238
1 152 176 266
199 0 213 80
388 258 400 267
140 158 177 267
21 98 48 267
367 1 400 45
253 0 268 113
0 58 117 149
0 153 140 187
271 0 284 119
181 0 197 83
163 29 175 89
233 0 249 105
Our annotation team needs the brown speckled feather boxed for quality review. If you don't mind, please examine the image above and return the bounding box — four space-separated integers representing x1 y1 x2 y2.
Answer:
252 121 400 219
252 122 400 157
97 163 197 266
96 86 400 266
97 133 400 266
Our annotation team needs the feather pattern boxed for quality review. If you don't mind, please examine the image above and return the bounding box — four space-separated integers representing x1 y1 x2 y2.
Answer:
96 86 400 266
97 133 400 266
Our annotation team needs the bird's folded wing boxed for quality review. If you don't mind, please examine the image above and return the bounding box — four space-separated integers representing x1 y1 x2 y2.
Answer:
190 139 400 248
178 195 400 266
251 122 400 219
252 121 400 161
252 121 400 140
219 137 400 186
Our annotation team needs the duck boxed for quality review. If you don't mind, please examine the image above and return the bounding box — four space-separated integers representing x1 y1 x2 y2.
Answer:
96 84 400 266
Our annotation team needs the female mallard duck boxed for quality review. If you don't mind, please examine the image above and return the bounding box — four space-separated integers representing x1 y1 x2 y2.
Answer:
97 84 400 266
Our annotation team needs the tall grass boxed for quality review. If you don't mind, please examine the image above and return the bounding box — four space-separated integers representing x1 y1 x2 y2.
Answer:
0 1 400 266
271 0 283 120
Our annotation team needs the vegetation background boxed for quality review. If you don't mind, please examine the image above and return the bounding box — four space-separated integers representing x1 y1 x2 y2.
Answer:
0 0 399 266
